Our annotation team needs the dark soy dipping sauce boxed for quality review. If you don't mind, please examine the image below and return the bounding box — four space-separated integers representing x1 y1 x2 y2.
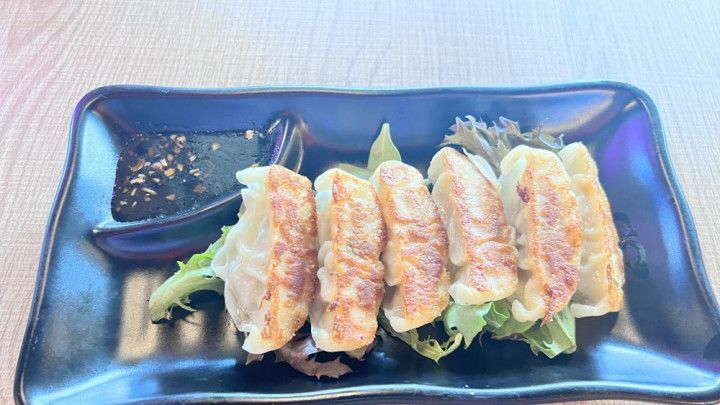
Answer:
112 129 274 222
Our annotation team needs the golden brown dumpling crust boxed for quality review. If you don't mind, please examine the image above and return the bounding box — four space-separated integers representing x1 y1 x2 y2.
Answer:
262 165 318 348
326 170 386 348
518 153 582 323
434 148 518 300
373 161 450 329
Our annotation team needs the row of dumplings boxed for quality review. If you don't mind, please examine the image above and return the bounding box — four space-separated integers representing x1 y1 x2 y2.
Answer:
211 143 625 355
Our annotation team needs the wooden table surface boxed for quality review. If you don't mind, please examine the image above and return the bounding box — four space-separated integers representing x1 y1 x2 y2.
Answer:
2 1 720 403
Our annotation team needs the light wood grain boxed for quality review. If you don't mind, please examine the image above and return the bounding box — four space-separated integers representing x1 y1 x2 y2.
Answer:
2 0 720 403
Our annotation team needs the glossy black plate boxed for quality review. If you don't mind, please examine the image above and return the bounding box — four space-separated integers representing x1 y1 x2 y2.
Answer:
15 83 720 404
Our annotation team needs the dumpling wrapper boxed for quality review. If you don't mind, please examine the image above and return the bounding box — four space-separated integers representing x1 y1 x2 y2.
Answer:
428 147 519 305
559 142 624 318
311 169 387 352
499 145 582 324
370 161 450 332
212 165 318 354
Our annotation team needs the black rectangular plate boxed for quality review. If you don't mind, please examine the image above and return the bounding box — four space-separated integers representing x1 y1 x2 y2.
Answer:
15 83 720 404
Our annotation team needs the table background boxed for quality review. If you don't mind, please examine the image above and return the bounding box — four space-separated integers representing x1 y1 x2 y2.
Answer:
2 1 719 403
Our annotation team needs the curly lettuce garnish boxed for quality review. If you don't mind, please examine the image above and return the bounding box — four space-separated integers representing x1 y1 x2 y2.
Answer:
440 116 565 172
443 299 576 359
517 307 576 358
275 335 352 379
339 123 401 179
148 226 230 322
378 313 462 363
442 300 512 348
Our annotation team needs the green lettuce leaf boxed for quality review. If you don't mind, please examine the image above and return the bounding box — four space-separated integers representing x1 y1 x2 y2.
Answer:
442 302 493 348
442 299 576 359
483 299 513 331
378 313 461 363
367 123 401 171
516 306 576 358
485 300 535 338
485 300 576 358
442 300 519 348
274 334 352 379
339 122 401 178
439 116 565 172
148 226 231 322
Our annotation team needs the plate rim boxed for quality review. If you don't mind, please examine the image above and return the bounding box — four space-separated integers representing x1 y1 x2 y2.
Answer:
14 81 720 404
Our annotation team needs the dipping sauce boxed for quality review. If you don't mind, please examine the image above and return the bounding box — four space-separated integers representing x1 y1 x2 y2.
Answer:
112 129 274 222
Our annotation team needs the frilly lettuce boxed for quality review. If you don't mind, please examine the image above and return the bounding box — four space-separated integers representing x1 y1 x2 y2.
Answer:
511 306 576 358
485 300 534 338
442 302 493 348
274 335 352 379
378 313 462 363
442 299 576 359
148 226 230 322
442 300 514 348
439 116 565 173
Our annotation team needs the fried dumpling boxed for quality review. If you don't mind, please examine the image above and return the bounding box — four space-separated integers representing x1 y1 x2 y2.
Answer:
311 169 387 352
370 161 450 332
558 142 624 318
212 165 318 354
428 147 519 305
499 145 582 324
